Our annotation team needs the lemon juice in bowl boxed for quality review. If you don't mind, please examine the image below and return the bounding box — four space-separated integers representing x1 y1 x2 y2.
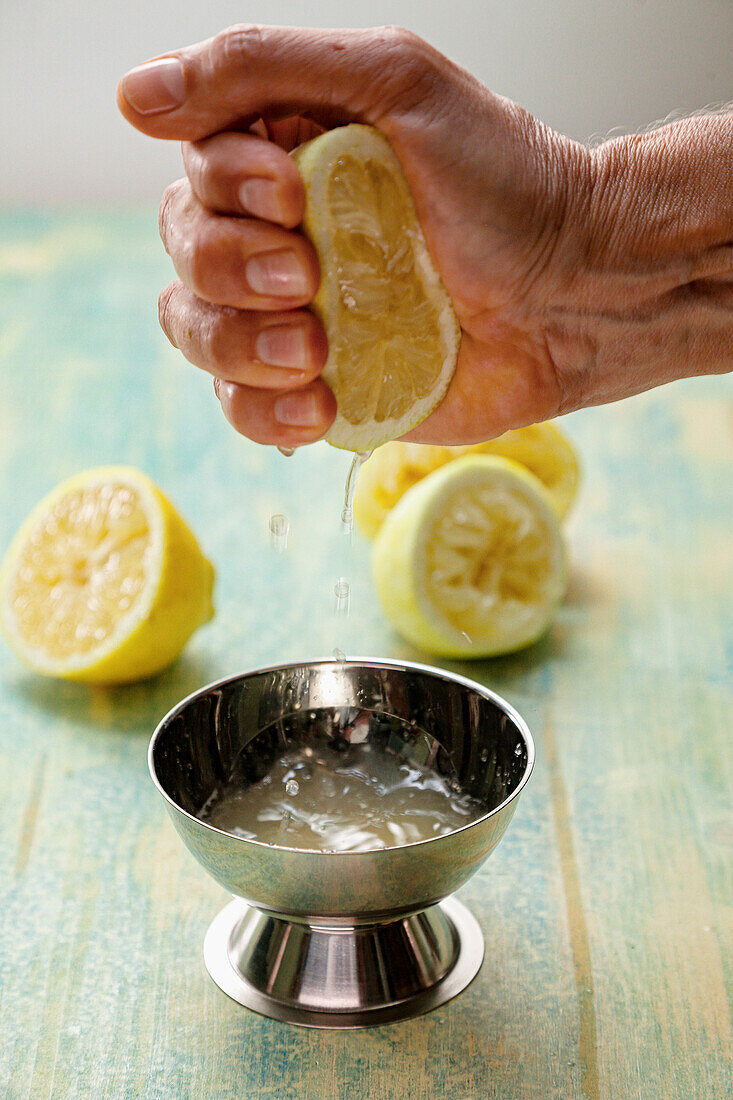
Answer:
197 707 486 852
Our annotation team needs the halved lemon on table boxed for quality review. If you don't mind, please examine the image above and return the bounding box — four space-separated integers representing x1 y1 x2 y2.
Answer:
292 124 460 451
372 455 567 658
354 422 580 538
0 466 214 683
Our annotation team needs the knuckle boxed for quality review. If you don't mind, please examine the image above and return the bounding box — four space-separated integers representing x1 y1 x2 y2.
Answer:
375 25 425 70
368 26 441 113
379 24 415 49
213 23 266 68
158 283 178 344
158 180 182 246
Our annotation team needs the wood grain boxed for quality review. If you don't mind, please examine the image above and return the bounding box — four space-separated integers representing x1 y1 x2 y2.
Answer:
0 212 730 1099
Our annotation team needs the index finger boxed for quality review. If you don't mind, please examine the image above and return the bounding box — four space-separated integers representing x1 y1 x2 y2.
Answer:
116 23 445 141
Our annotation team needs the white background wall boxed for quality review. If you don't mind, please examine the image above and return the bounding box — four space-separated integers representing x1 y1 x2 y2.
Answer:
1 0 730 203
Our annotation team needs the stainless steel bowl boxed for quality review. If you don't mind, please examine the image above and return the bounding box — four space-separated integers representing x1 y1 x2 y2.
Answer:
149 658 534 1028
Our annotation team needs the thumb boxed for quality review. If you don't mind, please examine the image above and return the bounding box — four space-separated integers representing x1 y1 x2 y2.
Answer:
117 24 446 141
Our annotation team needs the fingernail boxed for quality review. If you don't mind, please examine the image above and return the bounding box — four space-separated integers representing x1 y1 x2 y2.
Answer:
274 392 320 427
122 58 185 115
239 179 284 223
246 250 309 298
213 378 220 397
256 325 307 369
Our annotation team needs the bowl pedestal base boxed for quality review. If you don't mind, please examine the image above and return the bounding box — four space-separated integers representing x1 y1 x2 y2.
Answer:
203 895 484 1029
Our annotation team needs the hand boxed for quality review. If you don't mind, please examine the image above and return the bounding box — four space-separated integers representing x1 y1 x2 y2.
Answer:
117 25 732 448
116 25 585 447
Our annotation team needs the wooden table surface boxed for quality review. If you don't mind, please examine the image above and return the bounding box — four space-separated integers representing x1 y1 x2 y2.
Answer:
0 211 730 1099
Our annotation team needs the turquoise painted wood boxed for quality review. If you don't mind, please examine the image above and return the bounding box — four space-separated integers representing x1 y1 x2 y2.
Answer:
0 211 730 1099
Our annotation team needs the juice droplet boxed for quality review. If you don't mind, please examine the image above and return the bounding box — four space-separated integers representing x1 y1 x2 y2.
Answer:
514 744 523 756
333 648 346 663
269 513 290 552
285 779 299 796
460 631 473 646
341 450 373 532
278 446 295 458
334 577 350 615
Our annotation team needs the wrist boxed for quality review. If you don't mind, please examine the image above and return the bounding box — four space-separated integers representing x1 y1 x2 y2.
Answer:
543 113 733 412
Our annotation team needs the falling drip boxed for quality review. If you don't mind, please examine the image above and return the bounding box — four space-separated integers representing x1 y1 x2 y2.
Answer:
285 779 300 796
278 446 296 458
269 513 290 553
334 578 350 616
460 631 473 646
341 449 373 533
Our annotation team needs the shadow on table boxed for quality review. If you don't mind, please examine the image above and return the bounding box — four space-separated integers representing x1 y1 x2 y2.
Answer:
7 650 224 736
209 972 531 1099
384 562 609 697
389 624 569 692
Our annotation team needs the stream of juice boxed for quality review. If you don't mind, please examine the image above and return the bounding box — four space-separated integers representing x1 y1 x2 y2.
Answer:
259 450 472 852
340 450 372 533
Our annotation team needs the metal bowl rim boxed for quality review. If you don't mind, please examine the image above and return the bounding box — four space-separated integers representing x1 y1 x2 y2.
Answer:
148 656 535 856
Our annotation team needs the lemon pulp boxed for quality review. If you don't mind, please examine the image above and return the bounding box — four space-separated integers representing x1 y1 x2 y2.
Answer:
292 125 460 451
11 483 152 660
425 479 561 642
0 466 215 683
372 455 567 658
329 155 444 426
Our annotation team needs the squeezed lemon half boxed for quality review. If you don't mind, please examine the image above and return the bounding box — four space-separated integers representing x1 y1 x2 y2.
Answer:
292 124 460 451
353 422 581 539
0 466 214 683
372 455 567 658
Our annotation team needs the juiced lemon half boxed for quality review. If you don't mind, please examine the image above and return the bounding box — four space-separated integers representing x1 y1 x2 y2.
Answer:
354 422 580 538
292 124 460 451
0 466 214 683
372 455 567 658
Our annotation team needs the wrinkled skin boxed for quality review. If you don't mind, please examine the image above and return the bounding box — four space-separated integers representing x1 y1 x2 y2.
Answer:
117 25 733 449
